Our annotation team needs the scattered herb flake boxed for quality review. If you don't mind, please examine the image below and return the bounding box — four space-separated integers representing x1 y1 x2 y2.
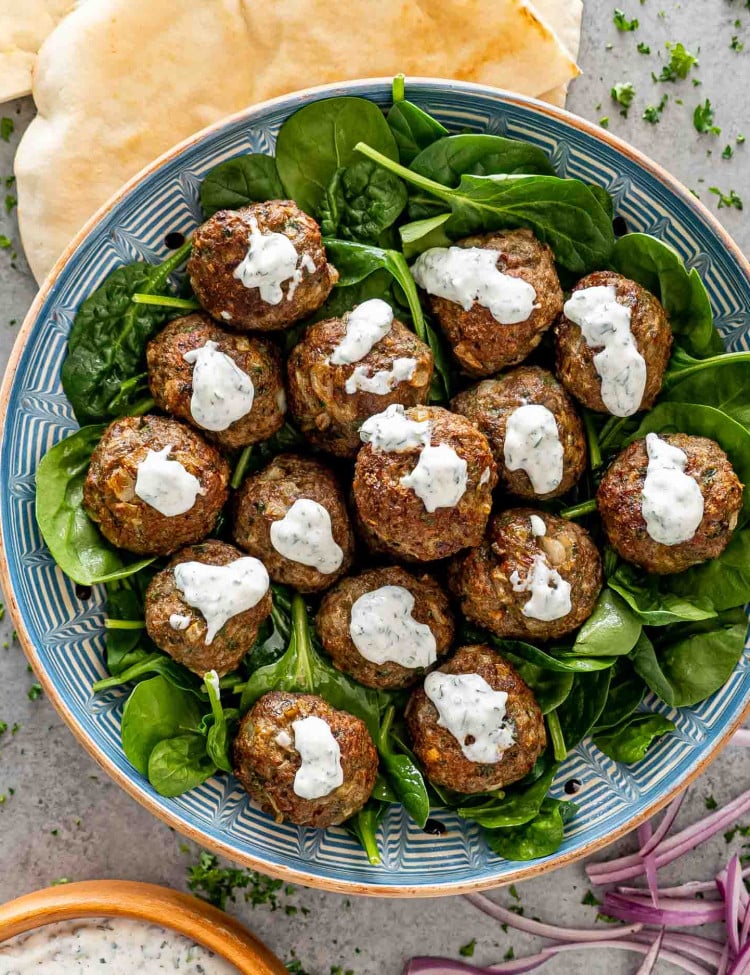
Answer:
186 850 296 912
0 720 6 736
509 884 521 901
582 890 602 906
643 93 668 123
738 134 746 144
658 42 699 82
710 186 744 209
599 116 611 128
614 9 639 30
637 41 651 54
723 144 734 159
504 948 516 962
0 235 11 250
27 683 43 701
0 118 13 142
731 35 745 51
459 940 476 958
693 99 721 135
51 878 70 886
705 795 718 810
611 82 636 116
5 194 16 213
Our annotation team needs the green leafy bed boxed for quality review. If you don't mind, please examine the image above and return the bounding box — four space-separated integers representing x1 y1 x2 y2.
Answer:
34 77 750 864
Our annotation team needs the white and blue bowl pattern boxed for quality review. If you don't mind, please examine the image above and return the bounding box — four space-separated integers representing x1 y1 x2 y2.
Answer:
2 79 749 895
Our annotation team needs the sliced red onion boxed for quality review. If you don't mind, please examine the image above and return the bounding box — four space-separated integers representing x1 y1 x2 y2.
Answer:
617 880 724 898
632 931 724 967
723 855 744 955
603 892 725 927
634 929 663 975
719 944 731 975
638 820 659 907
463 892 642 942
741 890 750 947
525 939 712 975
732 729 750 748
729 940 750 975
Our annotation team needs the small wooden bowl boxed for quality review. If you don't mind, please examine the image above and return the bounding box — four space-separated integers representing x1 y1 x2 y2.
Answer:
0 880 288 975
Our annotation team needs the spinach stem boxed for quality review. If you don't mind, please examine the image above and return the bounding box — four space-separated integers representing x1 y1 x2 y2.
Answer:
231 446 253 489
392 74 406 102
560 498 597 520
583 412 602 470
547 710 568 762
131 294 200 310
104 618 145 630
291 594 315 691
355 141 453 203
159 238 193 275
663 349 750 387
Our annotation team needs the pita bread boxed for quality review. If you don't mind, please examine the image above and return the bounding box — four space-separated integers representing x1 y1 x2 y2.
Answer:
16 0 580 282
532 0 584 106
0 0 76 102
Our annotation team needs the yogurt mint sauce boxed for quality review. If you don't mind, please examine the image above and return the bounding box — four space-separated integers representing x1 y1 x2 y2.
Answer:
641 433 705 545
134 446 204 517
183 341 255 431
349 585 437 669
424 671 515 763
233 215 315 304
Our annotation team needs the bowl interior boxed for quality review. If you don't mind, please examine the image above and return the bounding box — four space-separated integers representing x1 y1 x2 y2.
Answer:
2 79 749 895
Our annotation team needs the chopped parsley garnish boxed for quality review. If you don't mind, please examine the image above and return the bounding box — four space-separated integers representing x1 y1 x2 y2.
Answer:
509 884 521 901
582 890 602 906
599 116 611 128
0 118 13 142
186 850 298 912
709 186 744 210
0 720 6 736
637 41 651 54
643 94 668 123
731 35 745 51
504 948 516 962
658 42 699 82
693 99 721 135
5 194 16 214
738 134 747 144
611 82 636 117
51 877 70 886
723 144 734 159
0 236 11 250
613 8 639 31
459 940 476 958
27 683 43 701
286 961 311 975
705 795 718 810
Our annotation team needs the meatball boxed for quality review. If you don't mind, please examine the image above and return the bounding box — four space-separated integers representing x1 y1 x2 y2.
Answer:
316 566 455 690
188 200 338 331
597 433 743 574
144 540 272 677
412 228 563 377
448 509 603 641
146 313 286 450
352 405 498 562
287 302 434 457
451 366 587 500
233 691 378 827
233 453 354 592
406 645 546 793
555 270 672 416
83 415 229 556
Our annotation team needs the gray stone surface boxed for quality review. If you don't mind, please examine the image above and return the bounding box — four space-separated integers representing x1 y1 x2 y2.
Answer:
0 2 748 972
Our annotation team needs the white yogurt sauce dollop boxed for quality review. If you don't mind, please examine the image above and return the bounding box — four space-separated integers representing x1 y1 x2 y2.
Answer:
134 445 203 516
350 585 437 669
233 215 315 304
529 514 547 537
292 715 343 799
510 552 572 622
563 285 647 417
173 557 270 644
183 341 255 431
270 498 344 573
641 433 705 545
504 404 564 495
359 403 430 452
169 613 191 631
411 246 537 324
0 918 240 975
400 443 468 512
424 672 515 763
330 299 394 364
345 357 418 395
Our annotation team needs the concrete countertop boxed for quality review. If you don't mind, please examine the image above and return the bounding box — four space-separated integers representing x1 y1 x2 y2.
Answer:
0 2 747 973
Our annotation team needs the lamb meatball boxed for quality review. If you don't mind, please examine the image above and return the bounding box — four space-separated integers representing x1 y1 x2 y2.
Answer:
233 453 354 592
406 644 546 793
233 691 378 827
597 433 743 574
352 404 498 562
83 415 229 556
146 313 286 450
411 228 563 377
316 566 455 690
448 509 603 641
555 270 672 416
287 300 434 457
144 540 272 677
188 200 338 331
451 366 587 500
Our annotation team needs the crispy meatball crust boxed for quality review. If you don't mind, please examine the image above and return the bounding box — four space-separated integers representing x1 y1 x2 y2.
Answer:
406 645 546 793
144 540 272 677
233 692 378 827
352 405 498 562
451 366 587 499
146 313 286 450
287 311 434 457
232 453 355 592
448 509 603 641
597 434 743 574
555 270 673 414
316 566 456 690
423 229 563 377
188 201 338 331
82 415 229 556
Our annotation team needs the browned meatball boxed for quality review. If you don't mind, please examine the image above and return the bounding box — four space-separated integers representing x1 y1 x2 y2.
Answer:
406 645 546 793
287 304 434 457
555 270 672 415
146 313 286 450
352 405 498 562
451 366 587 500
233 453 354 592
413 229 563 377
316 566 455 690
233 692 378 827
144 540 272 677
82 415 229 556
448 509 603 641
188 201 338 331
597 434 743 574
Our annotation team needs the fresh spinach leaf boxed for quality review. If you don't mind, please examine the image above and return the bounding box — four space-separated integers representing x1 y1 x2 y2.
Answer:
200 154 284 217
311 268 397 324
204 671 235 773
593 713 676 764
608 564 718 626
355 143 615 272
345 800 389 864
662 351 750 428
92 653 202 695
484 798 571 860
593 662 645 731
378 706 429 827
665 530 750 612
570 589 642 657
147 734 215 797
104 576 157 674
399 214 452 259
457 765 558 829
61 242 191 424
503 656 574 715
276 97 399 215
478 633 616 673
35 425 154 586
319 159 407 242
555 669 612 748
610 233 723 358
386 76 449 166
245 586 293 671
121 675 202 775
